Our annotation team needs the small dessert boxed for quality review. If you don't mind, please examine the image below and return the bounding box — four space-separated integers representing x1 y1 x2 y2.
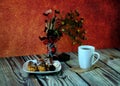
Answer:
38 60 46 71
38 65 46 71
27 59 56 72
27 61 38 71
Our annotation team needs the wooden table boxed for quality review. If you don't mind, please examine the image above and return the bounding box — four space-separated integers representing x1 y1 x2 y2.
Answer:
0 48 120 86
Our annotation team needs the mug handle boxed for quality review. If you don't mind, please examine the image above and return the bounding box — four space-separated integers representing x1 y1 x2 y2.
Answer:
92 52 100 65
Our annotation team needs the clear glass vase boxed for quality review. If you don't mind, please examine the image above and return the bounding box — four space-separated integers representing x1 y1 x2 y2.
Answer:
47 43 56 64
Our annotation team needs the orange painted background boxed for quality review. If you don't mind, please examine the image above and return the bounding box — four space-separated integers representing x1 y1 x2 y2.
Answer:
0 0 120 57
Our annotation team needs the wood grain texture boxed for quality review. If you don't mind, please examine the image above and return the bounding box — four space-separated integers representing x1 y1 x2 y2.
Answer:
0 49 120 86
66 49 120 86
0 57 41 86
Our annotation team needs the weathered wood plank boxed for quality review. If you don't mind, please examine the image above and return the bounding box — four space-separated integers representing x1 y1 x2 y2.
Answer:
107 59 120 73
0 57 41 86
98 49 120 59
66 51 120 86
80 68 120 86
36 62 88 86
67 50 120 72
0 49 119 86
95 49 120 74
21 54 88 86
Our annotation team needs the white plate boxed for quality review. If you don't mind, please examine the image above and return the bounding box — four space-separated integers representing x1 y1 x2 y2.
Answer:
23 60 62 74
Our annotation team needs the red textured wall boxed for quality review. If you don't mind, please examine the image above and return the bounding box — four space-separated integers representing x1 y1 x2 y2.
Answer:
0 0 120 57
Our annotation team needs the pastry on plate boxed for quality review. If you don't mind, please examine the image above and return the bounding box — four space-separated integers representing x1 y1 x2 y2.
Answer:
38 61 47 71
27 61 38 71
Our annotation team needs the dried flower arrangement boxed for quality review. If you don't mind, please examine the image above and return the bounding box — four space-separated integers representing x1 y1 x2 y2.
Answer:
39 9 86 59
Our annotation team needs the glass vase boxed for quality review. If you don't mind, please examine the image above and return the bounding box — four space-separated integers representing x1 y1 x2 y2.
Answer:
47 43 56 64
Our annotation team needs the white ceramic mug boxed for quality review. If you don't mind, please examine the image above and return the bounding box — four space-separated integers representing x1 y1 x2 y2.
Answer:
78 45 100 69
